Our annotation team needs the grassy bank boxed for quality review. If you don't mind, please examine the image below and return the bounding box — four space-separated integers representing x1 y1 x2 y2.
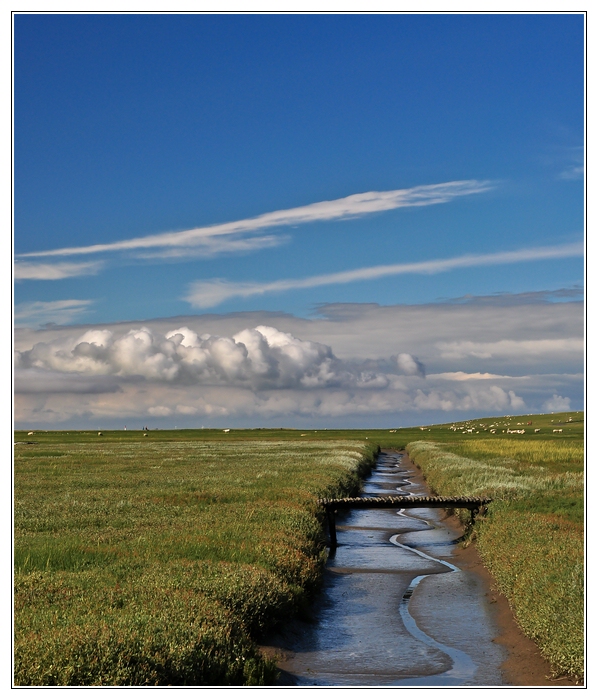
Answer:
14 411 583 684
406 433 584 682
14 438 377 685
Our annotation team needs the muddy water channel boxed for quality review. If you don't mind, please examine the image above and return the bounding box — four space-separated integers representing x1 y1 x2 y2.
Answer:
272 451 507 686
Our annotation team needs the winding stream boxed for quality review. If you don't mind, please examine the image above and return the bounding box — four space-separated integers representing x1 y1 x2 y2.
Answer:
270 450 507 686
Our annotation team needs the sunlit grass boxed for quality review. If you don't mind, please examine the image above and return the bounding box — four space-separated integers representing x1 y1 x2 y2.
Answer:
14 412 584 684
14 439 376 685
447 439 583 471
406 438 584 681
406 441 583 505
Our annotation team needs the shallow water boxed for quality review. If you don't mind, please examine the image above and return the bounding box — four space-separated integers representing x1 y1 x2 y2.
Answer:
272 451 507 686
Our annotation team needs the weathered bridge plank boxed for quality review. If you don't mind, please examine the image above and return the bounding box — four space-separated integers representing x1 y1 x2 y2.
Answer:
318 496 492 549
319 496 491 510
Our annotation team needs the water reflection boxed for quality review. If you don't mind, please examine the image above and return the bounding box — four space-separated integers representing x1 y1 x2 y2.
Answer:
273 451 506 686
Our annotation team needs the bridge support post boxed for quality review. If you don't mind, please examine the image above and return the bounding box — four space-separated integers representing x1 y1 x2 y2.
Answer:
327 507 337 549
318 497 491 548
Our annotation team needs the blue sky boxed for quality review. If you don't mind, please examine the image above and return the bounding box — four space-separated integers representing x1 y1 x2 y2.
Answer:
14 13 584 428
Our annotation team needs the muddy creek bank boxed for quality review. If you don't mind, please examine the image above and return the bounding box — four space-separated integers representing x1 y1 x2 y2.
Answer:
262 450 559 686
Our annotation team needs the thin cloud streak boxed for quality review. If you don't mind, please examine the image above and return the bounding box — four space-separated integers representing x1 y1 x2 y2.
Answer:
14 299 93 327
558 165 584 180
14 260 104 280
135 234 289 260
185 242 584 308
20 180 492 258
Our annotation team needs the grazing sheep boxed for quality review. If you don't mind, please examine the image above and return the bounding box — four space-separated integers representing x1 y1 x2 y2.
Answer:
535 429 541 433
97 432 103 436
27 431 34 436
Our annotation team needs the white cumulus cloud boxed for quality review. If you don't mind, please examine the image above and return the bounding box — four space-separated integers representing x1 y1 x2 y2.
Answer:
15 324 416 392
396 353 425 377
542 394 571 412
148 406 173 417
413 385 525 412
13 299 583 427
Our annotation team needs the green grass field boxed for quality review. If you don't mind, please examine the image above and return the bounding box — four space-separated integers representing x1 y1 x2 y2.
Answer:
14 410 584 684
405 413 584 682
14 438 377 685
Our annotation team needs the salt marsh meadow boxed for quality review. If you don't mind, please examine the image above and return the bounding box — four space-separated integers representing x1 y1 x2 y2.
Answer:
14 436 376 684
406 412 584 681
14 412 584 685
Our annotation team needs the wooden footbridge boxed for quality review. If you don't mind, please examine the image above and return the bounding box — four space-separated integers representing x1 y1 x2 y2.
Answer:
318 496 492 548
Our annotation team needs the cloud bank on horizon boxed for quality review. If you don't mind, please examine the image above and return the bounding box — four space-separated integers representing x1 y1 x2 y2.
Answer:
14 294 583 428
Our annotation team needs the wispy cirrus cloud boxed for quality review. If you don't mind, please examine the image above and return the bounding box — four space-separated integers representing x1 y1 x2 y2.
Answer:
14 299 93 327
436 337 583 361
19 180 493 259
559 165 584 180
184 242 584 308
557 145 584 180
135 234 289 260
14 260 104 280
